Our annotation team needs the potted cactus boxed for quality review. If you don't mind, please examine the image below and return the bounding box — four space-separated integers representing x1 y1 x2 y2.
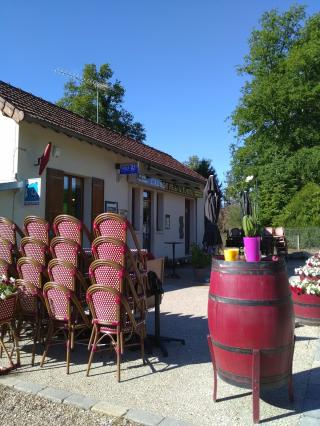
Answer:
242 211 262 262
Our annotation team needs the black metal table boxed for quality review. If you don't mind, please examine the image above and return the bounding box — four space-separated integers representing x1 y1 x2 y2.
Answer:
164 241 182 278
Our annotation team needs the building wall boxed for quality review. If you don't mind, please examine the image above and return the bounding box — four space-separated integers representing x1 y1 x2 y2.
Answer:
0 118 205 257
0 113 19 183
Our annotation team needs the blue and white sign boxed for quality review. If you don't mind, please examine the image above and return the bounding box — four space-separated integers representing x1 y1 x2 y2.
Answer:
119 163 139 175
24 178 41 205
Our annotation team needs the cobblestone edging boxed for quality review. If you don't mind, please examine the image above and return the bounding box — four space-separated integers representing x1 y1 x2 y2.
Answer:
0 376 191 426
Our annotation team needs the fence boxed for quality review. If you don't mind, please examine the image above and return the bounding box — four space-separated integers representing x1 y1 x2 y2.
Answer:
285 228 320 251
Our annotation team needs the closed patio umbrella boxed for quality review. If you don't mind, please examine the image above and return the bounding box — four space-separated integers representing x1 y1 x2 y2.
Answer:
240 190 252 217
203 175 222 253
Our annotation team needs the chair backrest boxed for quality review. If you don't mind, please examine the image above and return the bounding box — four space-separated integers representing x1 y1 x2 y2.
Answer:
0 293 17 323
263 227 274 237
274 227 285 238
0 259 10 280
86 284 136 329
0 216 24 246
91 236 126 264
93 213 146 269
17 257 43 289
24 216 50 245
0 237 14 264
50 236 80 267
15 279 38 315
53 214 91 246
43 282 89 324
47 258 78 291
89 259 124 292
20 237 47 265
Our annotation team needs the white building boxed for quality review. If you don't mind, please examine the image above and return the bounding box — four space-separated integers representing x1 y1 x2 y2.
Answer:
0 81 205 258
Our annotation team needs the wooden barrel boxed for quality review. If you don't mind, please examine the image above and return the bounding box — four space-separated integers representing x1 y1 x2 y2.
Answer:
292 292 320 325
208 257 295 390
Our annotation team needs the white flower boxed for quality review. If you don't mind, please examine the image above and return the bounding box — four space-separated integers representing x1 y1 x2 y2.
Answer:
9 277 15 284
1 274 6 282
0 293 6 300
245 175 254 183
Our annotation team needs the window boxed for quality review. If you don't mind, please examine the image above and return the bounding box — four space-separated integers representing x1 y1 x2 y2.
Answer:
156 193 164 231
63 175 83 220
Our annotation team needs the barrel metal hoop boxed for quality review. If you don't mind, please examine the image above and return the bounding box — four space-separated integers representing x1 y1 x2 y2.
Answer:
293 301 320 308
210 336 293 355
209 293 291 306
211 258 286 275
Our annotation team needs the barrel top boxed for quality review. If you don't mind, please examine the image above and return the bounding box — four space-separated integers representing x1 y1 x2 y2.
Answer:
211 257 286 275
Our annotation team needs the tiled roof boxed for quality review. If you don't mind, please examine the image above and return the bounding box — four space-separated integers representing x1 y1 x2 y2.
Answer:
0 81 206 184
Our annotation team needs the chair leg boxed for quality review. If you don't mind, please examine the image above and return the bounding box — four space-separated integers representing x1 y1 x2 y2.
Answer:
66 327 72 374
140 332 146 365
86 326 98 377
9 321 20 367
88 327 95 350
116 331 121 383
40 321 53 367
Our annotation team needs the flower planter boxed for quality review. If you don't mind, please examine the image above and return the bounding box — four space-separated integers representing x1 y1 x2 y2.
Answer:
291 290 320 326
243 236 261 262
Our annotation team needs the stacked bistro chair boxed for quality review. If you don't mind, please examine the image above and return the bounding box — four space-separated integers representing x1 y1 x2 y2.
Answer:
24 216 50 246
0 292 20 373
16 257 47 365
93 213 148 303
20 237 48 266
0 216 24 261
87 259 146 381
40 282 91 374
47 258 88 304
53 215 92 274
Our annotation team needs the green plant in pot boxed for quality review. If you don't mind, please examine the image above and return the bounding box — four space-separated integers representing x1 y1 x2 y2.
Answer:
191 244 211 281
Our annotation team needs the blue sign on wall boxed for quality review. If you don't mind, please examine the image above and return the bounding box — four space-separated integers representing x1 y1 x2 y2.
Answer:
119 163 139 175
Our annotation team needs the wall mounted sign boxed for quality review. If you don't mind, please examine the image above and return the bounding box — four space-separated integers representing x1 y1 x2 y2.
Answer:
105 200 118 213
119 163 139 175
24 178 41 205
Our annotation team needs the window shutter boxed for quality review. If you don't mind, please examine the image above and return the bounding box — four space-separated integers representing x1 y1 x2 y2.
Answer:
91 177 104 225
45 168 64 224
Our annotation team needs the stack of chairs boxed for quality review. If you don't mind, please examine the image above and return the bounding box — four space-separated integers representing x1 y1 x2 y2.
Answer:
0 213 147 381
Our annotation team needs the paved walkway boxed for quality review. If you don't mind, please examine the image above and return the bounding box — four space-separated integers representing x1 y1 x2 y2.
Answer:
1 258 320 425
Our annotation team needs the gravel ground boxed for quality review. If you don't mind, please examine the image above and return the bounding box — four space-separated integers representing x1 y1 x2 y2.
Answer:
2 259 319 425
0 385 138 426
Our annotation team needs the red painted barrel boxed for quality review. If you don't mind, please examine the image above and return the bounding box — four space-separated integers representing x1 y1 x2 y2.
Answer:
292 292 320 325
208 257 295 389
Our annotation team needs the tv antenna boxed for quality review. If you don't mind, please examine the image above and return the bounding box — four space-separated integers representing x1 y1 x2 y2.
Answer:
55 68 110 124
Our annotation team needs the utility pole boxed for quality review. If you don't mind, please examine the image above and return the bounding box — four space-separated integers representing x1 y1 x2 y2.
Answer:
55 68 109 124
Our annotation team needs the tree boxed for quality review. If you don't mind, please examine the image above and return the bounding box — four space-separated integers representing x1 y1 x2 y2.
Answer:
228 6 320 225
56 64 146 143
185 155 218 179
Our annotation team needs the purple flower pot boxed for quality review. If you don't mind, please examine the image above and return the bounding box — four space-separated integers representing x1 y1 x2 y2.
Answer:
243 236 261 262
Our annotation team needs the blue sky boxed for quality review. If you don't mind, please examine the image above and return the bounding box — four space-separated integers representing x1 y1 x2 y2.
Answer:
1 1 319 184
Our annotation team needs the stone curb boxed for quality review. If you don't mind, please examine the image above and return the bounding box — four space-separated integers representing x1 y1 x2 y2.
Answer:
0 378 192 425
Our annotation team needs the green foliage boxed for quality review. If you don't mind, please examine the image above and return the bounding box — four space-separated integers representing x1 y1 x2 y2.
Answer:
218 203 242 232
184 155 220 181
56 63 146 143
285 227 320 249
227 5 320 225
242 215 260 237
191 244 211 268
275 183 320 227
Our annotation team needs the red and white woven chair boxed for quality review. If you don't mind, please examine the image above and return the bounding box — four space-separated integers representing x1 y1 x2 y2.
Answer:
24 216 50 246
93 213 147 270
50 236 89 274
47 258 88 302
0 217 23 244
0 237 14 265
20 237 48 266
40 282 91 374
15 279 42 366
86 284 146 382
0 293 20 374
17 257 45 290
92 236 147 304
53 214 92 246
